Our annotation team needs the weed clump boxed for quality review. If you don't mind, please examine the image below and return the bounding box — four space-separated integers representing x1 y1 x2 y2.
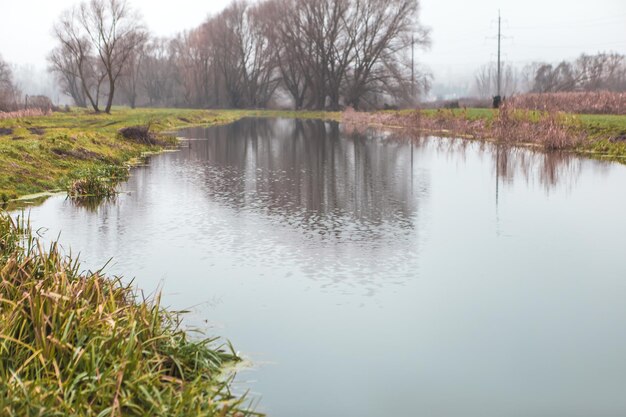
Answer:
119 125 157 145
0 212 250 416
67 165 129 198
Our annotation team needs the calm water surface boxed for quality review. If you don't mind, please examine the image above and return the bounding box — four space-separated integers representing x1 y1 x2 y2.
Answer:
18 118 626 417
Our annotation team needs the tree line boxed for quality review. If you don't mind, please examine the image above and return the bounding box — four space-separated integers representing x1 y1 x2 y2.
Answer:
49 0 430 113
473 52 626 99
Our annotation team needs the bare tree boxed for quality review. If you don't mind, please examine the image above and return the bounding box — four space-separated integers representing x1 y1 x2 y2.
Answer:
50 0 146 113
140 38 179 106
118 44 145 108
47 0 432 110
209 1 279 108
78 0 147 113
523 53 626 93
343 0 428 109
474 62 519 98
48 47 87 107
49 8 105 111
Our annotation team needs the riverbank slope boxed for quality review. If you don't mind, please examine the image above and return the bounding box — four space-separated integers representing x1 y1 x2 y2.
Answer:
0 108 339 203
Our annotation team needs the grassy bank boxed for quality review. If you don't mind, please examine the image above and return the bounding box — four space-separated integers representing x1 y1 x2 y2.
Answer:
0 107 340 203
345 106 626 161
0 108 230 202
0 212 252 416
2 105 624 204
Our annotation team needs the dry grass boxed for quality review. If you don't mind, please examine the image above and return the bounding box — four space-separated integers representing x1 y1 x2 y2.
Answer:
509 92 626 115
342 104 587 151
0 212 255 416
0 109 51 120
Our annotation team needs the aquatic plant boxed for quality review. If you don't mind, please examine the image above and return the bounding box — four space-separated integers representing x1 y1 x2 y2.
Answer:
0 212 252 416
66 165 129 198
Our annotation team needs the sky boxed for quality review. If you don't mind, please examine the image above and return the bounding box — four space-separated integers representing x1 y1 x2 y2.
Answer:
1 0 625 93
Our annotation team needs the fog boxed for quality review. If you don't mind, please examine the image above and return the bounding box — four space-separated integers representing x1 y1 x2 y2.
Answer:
1 0 625 99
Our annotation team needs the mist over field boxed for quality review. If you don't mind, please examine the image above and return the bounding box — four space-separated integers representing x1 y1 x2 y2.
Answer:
1 0 625 103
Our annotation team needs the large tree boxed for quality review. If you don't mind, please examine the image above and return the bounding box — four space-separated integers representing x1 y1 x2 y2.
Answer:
50 0 146 113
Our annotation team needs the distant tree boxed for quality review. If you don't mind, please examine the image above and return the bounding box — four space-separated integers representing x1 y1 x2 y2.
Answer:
474 62 518 98
523 52 626 93
118 44 145 108
139 38 179 107
0 55 20 112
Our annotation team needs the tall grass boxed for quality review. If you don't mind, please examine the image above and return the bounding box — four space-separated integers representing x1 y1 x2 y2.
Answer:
509 91 626 115
342 104 586 150
0 109 51 120
0 212 253 416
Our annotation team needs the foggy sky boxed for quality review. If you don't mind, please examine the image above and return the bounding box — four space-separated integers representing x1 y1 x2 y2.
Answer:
1 0 625 87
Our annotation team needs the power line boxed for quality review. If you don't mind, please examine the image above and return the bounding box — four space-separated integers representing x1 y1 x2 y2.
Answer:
508 13 626 30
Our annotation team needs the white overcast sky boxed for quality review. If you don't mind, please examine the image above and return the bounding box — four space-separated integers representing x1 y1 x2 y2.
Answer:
1 0 625 84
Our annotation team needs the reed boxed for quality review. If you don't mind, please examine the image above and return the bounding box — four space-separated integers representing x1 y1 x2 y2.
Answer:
0 212 252 416
0 109 51 120
509 91 626 115
342 104 586 151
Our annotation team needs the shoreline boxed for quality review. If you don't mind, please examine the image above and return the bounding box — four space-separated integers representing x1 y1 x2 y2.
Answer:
1 107 624 205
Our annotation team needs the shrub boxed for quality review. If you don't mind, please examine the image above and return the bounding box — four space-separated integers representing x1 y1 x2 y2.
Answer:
67 165 129 198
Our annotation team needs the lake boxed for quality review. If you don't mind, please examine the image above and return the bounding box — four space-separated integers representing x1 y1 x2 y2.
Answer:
18 118 626 417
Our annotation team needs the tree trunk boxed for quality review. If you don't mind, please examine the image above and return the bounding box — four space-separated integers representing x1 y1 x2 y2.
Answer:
105 76 115 114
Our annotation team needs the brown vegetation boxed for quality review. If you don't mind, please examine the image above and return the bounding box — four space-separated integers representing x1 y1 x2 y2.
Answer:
0 109 52 120
118 124 158 144
342 103 586 150
508 91 626 115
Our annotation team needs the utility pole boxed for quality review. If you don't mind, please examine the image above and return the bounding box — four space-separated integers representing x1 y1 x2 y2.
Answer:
411 35 415 100
497 10 501 98
493 10 502 108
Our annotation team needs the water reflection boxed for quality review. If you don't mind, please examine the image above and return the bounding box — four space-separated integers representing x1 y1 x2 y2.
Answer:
179 119 421 235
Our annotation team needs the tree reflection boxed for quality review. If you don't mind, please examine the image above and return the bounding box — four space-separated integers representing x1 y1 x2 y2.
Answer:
182 119 424 241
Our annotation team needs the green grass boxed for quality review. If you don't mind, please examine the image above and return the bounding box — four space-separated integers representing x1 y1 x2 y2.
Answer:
0 107 341 202
0 212 254 416
418 107 496 121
